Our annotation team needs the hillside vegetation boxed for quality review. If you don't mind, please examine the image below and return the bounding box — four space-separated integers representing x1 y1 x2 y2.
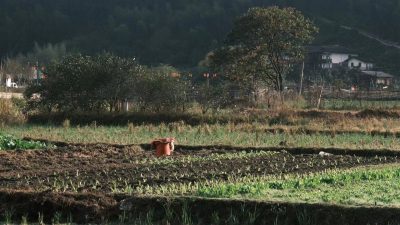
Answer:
1 0 400 72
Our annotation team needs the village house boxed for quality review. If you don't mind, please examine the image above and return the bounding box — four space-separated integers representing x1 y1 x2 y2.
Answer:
306 45 395 90
306 45 358 69
344 57 374 71
1 65 45 88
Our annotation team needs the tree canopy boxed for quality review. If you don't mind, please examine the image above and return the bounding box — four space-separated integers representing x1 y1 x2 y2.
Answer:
25 53 143 112
210 7 317 96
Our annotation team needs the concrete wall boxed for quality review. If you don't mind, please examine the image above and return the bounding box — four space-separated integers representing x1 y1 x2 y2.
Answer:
328 53 351 64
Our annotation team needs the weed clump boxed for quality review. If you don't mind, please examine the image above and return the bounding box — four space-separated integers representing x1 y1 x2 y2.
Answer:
269 111 296 126
0 99 26 125
62 119 71 128
127 122 136 133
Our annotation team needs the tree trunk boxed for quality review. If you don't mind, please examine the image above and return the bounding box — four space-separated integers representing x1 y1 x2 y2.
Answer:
317 85 324 109
277 74 284 104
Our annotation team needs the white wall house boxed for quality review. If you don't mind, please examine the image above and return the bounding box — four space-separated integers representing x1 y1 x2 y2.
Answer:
5 75 12 88
5 75 18 88
346 58 374 71
321 53 355 68
307 45 375 71
326 53 353 64
307 45 394 89
307 45 358 69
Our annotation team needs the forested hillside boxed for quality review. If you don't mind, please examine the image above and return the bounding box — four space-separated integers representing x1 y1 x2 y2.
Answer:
1 0 400 71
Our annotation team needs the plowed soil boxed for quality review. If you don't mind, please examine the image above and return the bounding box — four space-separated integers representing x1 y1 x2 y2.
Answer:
0 143 398 193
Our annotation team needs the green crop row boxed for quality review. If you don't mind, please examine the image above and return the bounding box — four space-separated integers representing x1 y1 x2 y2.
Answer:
133 151 277 167
125 165 400 207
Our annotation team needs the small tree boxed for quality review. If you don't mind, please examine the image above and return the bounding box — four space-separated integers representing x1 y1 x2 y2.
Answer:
193 73 230 114
94 53 144 112
135 65 191 112
210 7 318 101
26 54 93 112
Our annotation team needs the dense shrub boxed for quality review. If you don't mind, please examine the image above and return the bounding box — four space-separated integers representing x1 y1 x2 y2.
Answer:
25 53 144 113
25 55 195 113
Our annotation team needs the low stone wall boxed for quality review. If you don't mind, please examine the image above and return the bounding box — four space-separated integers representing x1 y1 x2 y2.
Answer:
0 92 23 99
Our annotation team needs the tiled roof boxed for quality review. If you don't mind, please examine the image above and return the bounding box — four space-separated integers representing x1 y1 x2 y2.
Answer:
342 57 373 64
361 71 394 78
306 45 356 54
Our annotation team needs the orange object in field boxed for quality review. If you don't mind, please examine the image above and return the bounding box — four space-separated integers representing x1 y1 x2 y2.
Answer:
151 138 175 157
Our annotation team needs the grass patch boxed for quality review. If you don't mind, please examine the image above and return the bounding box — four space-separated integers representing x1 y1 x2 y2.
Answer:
3 124 400 150
195 165 400 206
322 99 400 110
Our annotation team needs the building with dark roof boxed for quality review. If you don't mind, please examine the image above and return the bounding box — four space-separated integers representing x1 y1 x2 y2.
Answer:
357 71 394 90
305 45 396 90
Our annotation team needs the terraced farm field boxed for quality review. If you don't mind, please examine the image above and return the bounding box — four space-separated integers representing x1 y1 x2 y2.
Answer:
3 110 400 225
1 143 398 193
1 140 400 224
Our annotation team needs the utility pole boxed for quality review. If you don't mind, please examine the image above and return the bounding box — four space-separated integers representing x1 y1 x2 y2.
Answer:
36 61 39 85
299 61 305 96
0 60 3 87
204 73 210 88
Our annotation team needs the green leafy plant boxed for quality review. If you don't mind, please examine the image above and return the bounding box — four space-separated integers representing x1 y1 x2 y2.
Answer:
0 134 50 150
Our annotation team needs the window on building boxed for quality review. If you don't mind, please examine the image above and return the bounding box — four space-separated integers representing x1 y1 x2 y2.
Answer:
377 79 385 84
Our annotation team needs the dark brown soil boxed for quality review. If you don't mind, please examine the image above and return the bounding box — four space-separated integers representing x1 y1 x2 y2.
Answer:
0 143 398 193
356 109 400 118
